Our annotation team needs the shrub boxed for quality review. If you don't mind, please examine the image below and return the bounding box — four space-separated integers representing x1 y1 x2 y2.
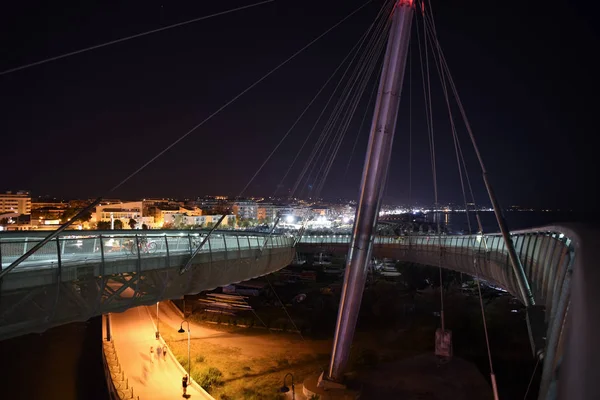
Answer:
275 354 290 368
176 355 187 366
196 354 205 363
197 367 224 393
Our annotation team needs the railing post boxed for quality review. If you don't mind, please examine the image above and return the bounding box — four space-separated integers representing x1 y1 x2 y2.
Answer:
223 235 228 260
55 237 62 275
99 234 105 276
164 235 170 267
188 234 193 257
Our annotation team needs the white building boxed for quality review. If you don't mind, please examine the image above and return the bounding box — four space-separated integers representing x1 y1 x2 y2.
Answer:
163 213 236 228
0 191 32 215
94 201 156 228
232 200 257 220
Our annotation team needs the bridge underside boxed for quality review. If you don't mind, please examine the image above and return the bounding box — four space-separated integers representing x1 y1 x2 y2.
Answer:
0 247 294 341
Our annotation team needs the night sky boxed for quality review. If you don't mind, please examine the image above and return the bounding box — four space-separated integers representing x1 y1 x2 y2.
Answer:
1 0 597 210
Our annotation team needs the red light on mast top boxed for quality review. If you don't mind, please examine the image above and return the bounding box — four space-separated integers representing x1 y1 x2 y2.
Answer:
396 0 416 8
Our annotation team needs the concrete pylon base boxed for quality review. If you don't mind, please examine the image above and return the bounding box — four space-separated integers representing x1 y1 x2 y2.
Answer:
302 372 360 400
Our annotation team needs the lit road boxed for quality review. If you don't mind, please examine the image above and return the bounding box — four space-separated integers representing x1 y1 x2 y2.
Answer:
110 306 214 400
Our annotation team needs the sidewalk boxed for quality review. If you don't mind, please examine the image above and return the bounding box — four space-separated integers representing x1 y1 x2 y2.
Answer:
110 306 213 399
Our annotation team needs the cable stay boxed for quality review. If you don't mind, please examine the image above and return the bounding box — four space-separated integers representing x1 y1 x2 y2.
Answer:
0 0 276 77
343 70 379 180
110 0 373 194
414 5 451 363
419 2 500 397
290 1 394 199
299 12 392 200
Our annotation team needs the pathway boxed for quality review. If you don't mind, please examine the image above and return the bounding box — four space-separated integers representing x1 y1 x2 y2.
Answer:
110 306 213 399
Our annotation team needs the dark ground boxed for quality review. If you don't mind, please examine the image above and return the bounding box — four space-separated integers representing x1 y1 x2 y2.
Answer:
0 316 108 400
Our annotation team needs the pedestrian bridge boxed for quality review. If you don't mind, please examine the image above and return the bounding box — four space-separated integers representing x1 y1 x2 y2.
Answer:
0 230 295 341
297 224 597 399
0 225 596 399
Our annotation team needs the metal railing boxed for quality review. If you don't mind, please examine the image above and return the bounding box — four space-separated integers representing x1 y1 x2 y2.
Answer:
0 230 295 274
298 225 595 400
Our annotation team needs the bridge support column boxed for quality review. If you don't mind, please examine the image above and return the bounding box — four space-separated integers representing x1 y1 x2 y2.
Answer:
323 0 414 385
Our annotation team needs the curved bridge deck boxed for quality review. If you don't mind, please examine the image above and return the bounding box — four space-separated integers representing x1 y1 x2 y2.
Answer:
0 230 294 340
1 225 597 399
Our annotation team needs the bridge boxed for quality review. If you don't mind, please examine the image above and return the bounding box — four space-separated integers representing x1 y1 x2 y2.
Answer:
0 230 294 341
0 0 596 398
1 223 594 399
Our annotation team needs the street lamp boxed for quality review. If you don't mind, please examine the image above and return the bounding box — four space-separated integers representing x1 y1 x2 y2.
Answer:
155 302 160 339
178 320 191 376
279 373 295 399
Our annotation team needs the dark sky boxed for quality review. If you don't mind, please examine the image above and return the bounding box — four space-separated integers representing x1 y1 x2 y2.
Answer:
0 0 597 210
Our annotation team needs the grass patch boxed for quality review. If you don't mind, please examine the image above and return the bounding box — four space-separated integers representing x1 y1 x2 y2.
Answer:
161 322 326 399
196 367 224 393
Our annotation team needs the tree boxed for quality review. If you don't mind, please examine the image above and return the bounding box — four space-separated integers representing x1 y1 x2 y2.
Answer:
114 219 124 230
227 217 236 229
60 208 92 224
128 218 137 229
142 223 149 230
97 221 111 230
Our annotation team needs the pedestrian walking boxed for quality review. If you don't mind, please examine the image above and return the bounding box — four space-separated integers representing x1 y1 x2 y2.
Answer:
182 374 188 396
149 346 154 363
163 345 167 360
157 346 162 358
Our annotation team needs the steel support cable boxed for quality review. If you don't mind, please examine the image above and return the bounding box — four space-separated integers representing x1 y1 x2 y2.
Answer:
290 2 393 199
421 15 471 234
416 12 437 202
238 18 369 198
300 15 391 199
310 30 388 197
313 30 390 198
293 5 392 237
322 57 383 191
409 40 413 207
343 69 380 179
423 11 499 398
294 50 385 198
0 0 276 77
109 0 373 193
289 5 391 198
264 274 305 341
422 9 535 308
421 15 487 232
416 11 445 333
275 0 393 198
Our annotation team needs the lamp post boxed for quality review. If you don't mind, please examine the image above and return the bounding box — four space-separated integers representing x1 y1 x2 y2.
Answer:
178 320 191 376
155 302 160 339
279 373 295 399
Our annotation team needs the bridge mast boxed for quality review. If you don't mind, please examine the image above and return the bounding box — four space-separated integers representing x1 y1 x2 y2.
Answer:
325 0 414 383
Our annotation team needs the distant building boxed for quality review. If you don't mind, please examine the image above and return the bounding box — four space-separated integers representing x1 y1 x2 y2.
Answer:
163 213 236 228
231 200 257 220
31 200 68 221
94 201 155 228
0 191 32 215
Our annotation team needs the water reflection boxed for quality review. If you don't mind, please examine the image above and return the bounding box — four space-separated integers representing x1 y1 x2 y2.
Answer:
425 211 593 234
